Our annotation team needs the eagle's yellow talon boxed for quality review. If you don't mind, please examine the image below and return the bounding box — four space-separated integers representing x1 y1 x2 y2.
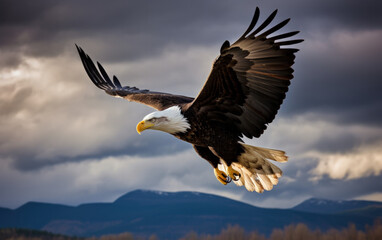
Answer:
227 165 241 181
214 168 228 185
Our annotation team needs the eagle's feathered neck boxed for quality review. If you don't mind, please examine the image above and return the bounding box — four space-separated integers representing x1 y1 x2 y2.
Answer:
140 106 190 134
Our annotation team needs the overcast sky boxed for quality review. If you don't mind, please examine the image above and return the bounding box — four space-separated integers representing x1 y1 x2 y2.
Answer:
0 0 381 209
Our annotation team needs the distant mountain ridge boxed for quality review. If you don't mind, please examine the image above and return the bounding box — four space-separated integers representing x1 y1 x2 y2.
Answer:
0 190 380 240
292 197 382 214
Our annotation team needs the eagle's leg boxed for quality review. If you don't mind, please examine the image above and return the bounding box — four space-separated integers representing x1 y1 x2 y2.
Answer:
209 143 244 182
227 165 241 181
193 145 230 185
214 168 230 185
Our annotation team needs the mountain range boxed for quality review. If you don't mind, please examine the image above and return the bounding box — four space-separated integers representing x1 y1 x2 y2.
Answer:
0 190 381 239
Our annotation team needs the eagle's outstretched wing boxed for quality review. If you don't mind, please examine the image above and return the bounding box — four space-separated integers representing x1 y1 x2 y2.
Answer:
188 7 303 138
76 45 194 111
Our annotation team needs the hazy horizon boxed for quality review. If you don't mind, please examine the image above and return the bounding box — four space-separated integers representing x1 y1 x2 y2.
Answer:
2 188 382 210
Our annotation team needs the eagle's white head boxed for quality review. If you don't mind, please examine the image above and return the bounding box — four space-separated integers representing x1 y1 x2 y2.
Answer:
136 106 190 134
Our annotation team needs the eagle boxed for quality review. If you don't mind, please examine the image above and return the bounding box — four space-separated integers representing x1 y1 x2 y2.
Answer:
76 8 302 193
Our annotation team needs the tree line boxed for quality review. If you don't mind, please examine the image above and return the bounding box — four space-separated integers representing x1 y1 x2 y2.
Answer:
1 220 381 240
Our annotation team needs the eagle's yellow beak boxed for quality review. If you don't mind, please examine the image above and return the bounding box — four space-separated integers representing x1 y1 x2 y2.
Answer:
136 120 154 134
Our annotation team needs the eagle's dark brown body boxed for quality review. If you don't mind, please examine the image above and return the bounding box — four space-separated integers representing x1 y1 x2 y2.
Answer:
176 105 244 168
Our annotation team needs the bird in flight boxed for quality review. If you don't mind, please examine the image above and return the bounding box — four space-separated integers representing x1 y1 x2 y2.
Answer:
76 7 302 192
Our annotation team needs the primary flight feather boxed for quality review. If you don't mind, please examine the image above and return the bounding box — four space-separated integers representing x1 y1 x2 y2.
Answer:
76 7 303 192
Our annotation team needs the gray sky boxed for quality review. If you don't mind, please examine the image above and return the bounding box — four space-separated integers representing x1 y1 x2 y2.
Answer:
0 0 381 209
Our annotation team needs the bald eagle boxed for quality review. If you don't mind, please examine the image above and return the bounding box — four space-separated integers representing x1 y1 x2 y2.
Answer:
76 8 302 192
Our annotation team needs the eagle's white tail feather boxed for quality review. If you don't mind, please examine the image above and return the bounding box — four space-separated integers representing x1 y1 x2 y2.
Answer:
219 143 288 193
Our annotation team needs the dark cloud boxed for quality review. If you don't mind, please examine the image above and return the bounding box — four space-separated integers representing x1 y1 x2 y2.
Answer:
10 133 190 171
6 0 380 63
0 0 246 63
2 0 381 125
308 175 382 200
313 133 361 154
261 0 382 31
2 0 381 54
280 29 382 125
